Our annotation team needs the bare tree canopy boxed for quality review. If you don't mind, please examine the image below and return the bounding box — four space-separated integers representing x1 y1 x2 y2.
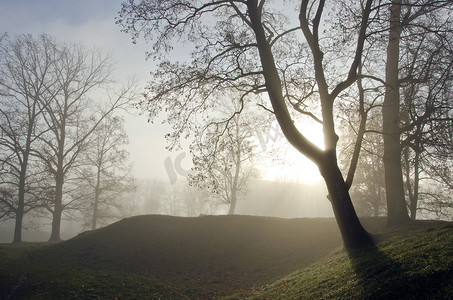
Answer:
117 0 378 250
189 97 262 215
0 33 138 242
0 34 57 242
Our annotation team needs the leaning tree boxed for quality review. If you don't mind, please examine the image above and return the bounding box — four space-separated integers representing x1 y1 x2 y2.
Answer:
117 0 376 250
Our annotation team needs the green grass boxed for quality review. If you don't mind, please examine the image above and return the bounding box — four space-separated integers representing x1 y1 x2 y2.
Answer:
1 215 452 299
232 222 453 299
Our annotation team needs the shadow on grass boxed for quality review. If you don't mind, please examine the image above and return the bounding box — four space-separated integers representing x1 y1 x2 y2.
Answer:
349 244 453 299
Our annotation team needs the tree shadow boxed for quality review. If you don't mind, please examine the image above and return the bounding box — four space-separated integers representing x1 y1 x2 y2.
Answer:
348 243 452 299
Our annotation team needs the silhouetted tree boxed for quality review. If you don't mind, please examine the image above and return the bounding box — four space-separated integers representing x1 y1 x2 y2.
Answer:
117 0 376 250
32 37 136 241
337 0 452 223
378 0 452 225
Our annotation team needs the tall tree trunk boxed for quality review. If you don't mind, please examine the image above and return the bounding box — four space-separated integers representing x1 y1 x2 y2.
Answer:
374 187 383 217
91 192 99 230
382 0 411 226
49 106 67 241
345 64 367 190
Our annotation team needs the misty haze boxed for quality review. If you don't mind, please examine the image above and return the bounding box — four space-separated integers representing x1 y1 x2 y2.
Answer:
1 0 452 299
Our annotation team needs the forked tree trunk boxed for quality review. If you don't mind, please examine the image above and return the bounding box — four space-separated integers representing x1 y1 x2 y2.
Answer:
319 151 374 251
404 146 420 220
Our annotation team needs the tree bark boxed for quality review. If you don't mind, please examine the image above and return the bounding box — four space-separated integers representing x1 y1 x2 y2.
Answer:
49 201 63 241
49 171 64 241
319 151 374 251
382 0 411 226
227 164 239 215
13 206 24 243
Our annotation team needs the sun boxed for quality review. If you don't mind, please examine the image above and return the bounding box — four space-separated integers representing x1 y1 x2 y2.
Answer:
261 119 324 185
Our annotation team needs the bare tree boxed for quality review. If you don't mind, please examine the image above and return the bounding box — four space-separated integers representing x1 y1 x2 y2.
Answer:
117 0 378 250
33 38 137 241
79 115 135 230
0 34 56 242
378 0 452 225
189 99 261 215
339 117 386 218
381 0 412 225
337 0 452 224
400 33 453 219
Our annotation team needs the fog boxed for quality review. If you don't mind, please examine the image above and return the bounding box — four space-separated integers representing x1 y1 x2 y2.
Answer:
0 0 332 243
0 177 331 243
1 2 452 300
0 0 451 247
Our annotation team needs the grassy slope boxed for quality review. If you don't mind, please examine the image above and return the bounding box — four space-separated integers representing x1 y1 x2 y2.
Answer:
0 215 452 299
234 220 453 299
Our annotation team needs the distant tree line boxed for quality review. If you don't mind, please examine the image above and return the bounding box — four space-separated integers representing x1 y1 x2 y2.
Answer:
0 34 137 242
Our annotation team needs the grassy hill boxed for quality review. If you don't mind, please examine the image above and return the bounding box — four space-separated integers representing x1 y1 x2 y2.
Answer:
237 221 453 299
1 215 452 299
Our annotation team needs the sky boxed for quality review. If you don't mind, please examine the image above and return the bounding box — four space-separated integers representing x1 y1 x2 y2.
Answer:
0 0 324 185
